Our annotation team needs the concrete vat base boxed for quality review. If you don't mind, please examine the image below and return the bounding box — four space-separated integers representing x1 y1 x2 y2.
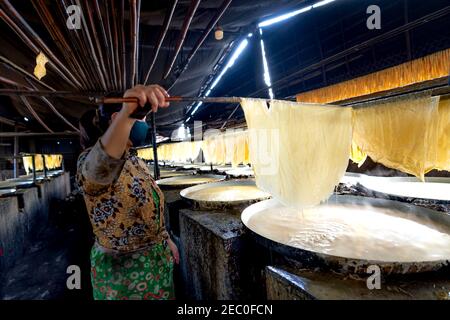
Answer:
0 172 71 276
179 209 262 300
265 265 450 300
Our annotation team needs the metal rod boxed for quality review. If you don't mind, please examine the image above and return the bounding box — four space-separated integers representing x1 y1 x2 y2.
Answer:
150 112 160 180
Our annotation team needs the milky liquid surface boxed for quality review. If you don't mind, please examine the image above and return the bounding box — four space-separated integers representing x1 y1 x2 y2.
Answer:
158 176 222 186
245 200 450 262
185 185 270 202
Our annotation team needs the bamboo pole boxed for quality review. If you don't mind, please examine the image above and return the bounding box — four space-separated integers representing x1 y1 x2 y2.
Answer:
103 0 118 91
120 0 127 90
55 0 99 90
0 76 80 132
82 0 111 90
0 132 79 138
31 0 90 90
0 0 84 89
26 81 80 132
143 0 179 85
111 0 122 92
18 95 54 133
73 0 108 91
0 55 55 91
163 0 201 80
129 0 141 87
170 0 232 86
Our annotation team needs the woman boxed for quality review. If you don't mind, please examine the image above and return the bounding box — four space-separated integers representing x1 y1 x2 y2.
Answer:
77 85 179 300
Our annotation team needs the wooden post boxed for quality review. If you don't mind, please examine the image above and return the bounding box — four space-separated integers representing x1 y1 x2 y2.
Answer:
42 154 47 179
31 154 36 183
150 113 160 180
13 126 19 178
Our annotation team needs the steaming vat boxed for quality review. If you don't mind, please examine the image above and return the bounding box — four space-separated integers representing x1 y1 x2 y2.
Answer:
149 167 196 179
242 195 450 274
225 168 254 178
156 174 225 190
341 174 450 202
180 179 271 211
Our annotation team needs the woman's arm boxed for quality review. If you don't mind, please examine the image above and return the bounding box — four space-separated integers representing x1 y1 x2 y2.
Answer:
78 85 169 194
101 85 170 159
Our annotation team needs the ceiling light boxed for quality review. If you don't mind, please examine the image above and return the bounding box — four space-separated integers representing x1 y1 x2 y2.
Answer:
215 26 224 40
313 0 335 8
258 5 312 28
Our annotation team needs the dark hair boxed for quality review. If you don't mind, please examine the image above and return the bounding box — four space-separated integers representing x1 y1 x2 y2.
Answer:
79 109 102 150
79 92 124 150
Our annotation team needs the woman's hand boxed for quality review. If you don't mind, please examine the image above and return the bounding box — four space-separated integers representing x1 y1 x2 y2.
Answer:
167 238 179 264
101 84 170 159
120 84 170 117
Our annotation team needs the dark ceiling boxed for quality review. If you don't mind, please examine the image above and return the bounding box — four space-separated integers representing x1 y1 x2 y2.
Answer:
0 0 449 138
0 0 304 135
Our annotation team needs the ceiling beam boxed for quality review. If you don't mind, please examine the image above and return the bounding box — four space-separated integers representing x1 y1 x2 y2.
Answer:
163 0 202 80
0 132 79 138
130 0 141 87
31 0 90 90
169 0 233 89
18 95 53 133
143 0 179 85
0 1 84 89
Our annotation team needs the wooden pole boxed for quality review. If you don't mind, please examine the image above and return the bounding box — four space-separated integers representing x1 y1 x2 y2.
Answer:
163 0 201 80
170 0 233 87
0 1 84 89
143 0 179 84
150 112 160 180
13 126 19 178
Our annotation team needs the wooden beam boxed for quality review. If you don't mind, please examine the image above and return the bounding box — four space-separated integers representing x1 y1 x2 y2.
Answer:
163 0 201 80
18 95 54 133
130 0 141 87
0 1 84 89
143 0 179 85
168 0 233 89
0 132 78 138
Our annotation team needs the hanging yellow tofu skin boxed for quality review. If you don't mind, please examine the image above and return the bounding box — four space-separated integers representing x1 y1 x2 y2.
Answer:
353 95 440 181
426 97 450 173
350 141 367 167
241 98 353 209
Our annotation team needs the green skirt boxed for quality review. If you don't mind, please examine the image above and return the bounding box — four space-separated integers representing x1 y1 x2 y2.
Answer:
90 242 175 300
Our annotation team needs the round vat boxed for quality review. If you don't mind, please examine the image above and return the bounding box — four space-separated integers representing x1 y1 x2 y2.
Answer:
242 195 450 274
181 179 271 212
